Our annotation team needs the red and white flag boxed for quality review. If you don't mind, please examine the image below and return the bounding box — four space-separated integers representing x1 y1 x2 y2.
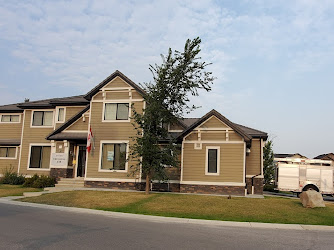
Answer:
87 127 94 153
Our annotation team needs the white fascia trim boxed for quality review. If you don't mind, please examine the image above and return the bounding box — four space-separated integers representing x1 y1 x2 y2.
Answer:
27 143 52 171
0 113 22 124
18 110 26 174
180 181 245 186
0 146 18 160
84 178 137 182
30 109 55 128
205 146 220 176
101 87 135 91
92 99 143 103
194 128 234 131
98 140 130 173
184 140 244 144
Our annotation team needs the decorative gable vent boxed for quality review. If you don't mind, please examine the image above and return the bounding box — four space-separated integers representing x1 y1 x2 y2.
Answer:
194 142 202 150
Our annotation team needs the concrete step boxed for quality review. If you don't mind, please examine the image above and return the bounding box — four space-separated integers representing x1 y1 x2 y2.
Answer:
55 183 85 188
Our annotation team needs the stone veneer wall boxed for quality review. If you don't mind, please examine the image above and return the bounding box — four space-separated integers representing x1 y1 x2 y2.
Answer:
246 177 263 195
180 184 245 196
85 181 251 196
50 168 74 180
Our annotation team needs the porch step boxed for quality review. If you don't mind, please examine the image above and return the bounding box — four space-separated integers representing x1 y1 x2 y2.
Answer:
54 178 85 188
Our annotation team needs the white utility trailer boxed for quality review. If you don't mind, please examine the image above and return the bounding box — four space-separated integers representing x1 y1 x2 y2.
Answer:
275 158 333 196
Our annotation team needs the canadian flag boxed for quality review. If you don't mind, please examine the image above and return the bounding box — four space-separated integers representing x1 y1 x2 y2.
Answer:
87 127 94 153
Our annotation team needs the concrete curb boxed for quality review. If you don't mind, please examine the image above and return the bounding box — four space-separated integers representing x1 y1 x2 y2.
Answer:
0 197 333 232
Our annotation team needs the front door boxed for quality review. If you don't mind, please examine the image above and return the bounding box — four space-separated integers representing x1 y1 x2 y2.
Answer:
77 146 86 177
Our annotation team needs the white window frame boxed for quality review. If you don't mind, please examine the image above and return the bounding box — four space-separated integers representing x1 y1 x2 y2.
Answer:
55 107 66 123
27 143 52 170
205 146 220 176
30 110 54 128
0 114 21 124
0 146 18 159
102 101 131 123
98 140 129 173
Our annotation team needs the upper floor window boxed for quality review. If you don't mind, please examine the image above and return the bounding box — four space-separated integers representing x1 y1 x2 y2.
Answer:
0 114 20 123
56 108 65 123
104 103 129 121
32 111 53 127
0 147 16 159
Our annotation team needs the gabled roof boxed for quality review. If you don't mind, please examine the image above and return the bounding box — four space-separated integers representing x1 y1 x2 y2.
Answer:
17 95 89 109
46 105 90 140
0 103 24 113
0 139 21 146
177 109 255 143
274 153 307 159
84 70 146 100
0 95 89 112
314 153 334 161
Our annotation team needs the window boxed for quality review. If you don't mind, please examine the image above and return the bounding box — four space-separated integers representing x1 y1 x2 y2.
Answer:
205 146 220 175
100 143 127 171
1 114 20 123
57 108 65 122
0 147 16 158
29 146 51 169
32 111 53 126
104 103 129 121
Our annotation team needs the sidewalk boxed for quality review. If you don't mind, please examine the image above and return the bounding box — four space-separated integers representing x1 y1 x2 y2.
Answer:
1 195 333 232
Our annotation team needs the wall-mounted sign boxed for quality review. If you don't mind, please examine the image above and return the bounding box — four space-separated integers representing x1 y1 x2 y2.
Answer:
51 153 68 167
107 151 114 161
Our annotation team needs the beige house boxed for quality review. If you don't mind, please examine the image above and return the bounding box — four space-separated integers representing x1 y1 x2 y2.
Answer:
0 71 267 195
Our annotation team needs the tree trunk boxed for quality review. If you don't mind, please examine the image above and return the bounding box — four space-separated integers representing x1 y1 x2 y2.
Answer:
145 174 150 195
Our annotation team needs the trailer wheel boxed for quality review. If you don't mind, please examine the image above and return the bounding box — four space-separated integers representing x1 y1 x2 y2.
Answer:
302 185 319 192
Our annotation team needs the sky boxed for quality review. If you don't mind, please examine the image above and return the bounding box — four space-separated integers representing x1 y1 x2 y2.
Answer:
0 0 333 158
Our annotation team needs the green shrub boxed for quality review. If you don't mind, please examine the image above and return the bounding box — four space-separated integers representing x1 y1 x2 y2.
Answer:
23 174 56 188
263 184 276 192
0 167 25 185
22 174 39 187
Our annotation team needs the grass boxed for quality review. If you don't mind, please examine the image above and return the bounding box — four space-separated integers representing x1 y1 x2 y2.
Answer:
0 184 42 197
20 191 334 226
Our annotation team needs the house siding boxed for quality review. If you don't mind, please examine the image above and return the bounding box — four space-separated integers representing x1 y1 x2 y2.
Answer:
0 147 20 173
246 139 261 176
19 110 53 176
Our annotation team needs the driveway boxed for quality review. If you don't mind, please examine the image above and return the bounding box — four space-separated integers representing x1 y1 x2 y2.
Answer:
0 202 333 250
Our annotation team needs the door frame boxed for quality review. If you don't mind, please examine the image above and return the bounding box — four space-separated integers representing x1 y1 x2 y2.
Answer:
75 144 87 178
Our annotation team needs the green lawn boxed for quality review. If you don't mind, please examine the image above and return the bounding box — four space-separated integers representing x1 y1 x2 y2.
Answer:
0 184 42 197
20 190 334 226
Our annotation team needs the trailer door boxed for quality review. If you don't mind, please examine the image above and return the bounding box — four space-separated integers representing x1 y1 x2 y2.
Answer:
320 169 333 193
277 164 299 191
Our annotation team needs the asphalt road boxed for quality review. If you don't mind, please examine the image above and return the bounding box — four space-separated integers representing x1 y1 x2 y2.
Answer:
0 202 333 250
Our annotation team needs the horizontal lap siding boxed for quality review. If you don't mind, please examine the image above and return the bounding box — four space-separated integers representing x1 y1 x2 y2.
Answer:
107 92 129 99
19 110 52 176
0 114 23 140
104 76 130 88
199 116 229 128
246 139 261 175
0 147 20 172
183 143 244 183
65 107 86 120
86 101 143 179
66 117 88 131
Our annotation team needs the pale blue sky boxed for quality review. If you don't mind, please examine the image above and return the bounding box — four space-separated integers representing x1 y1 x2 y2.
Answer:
0 0 333 157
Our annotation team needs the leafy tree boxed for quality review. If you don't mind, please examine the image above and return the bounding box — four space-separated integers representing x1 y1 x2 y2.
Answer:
130 37 214 194
263 140 275 185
